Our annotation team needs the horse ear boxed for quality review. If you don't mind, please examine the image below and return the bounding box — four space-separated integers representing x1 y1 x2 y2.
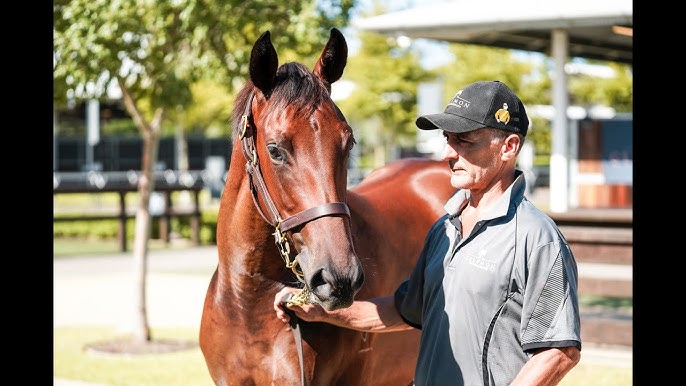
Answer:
249 30 279 97
314 28 348 91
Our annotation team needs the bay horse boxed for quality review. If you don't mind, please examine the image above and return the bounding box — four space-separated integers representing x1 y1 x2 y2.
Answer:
199 28 456 386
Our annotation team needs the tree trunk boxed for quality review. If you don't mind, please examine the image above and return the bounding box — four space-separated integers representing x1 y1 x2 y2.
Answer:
118 78 165 344
130 128 160 342
373 144 386 168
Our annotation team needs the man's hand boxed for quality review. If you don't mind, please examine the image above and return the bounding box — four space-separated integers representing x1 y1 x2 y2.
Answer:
273 286 325 323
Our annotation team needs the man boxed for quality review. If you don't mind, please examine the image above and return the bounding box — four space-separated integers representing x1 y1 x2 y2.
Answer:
274 80 581 386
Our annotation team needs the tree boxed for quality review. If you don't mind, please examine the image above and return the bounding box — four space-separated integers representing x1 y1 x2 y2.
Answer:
53 0 356 351
568 61 633 113
437 44 538 104
337 29 433 167
166 80 234 183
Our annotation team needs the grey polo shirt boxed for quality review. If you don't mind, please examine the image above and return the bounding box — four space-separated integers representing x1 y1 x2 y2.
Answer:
395 171 581 386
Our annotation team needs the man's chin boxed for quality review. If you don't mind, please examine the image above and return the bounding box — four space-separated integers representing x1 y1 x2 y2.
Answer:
449 175 468 189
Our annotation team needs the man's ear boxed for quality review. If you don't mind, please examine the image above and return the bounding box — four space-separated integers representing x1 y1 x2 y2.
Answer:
501 134 521 161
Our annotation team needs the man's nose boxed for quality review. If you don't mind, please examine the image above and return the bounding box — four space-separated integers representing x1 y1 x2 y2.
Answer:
441 143 458 161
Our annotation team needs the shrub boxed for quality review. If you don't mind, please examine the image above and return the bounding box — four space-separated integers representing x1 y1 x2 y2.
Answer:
53 210 218 244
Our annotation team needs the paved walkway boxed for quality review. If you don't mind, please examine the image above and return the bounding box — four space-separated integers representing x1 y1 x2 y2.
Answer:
54 245 632 384
54 245 217 330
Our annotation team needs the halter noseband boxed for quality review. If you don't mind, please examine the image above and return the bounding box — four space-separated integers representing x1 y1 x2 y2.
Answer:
238 95 351 284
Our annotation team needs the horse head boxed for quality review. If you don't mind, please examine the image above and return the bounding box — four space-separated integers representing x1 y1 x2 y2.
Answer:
232 28 363 310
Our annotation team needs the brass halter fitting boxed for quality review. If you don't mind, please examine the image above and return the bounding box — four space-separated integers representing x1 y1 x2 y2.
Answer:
274 221 305 284
239 115 248 139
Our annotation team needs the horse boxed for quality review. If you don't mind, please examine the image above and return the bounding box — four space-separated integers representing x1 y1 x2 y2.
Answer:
199 28 457 386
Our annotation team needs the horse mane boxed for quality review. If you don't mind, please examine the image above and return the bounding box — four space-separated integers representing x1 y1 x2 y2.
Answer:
231 61 331 141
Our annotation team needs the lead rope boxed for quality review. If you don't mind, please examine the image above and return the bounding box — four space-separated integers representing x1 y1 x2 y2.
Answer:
281 293 307 386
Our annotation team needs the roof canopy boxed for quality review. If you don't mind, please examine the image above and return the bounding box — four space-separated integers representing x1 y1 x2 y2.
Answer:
353 0 632 64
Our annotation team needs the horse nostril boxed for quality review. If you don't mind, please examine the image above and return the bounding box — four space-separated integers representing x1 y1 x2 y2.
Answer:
309 267 361 305
353 269 364 293
310 268 333 298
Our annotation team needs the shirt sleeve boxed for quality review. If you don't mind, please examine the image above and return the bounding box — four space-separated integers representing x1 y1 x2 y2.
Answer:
519 227 582 352
394 214 451 329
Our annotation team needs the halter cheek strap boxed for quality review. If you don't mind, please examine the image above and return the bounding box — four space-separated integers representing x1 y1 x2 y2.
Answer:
238 95 351 265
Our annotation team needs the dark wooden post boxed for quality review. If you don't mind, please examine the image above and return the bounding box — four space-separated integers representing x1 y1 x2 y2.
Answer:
191 188 201 245
160 191 172 244
118 191 127 252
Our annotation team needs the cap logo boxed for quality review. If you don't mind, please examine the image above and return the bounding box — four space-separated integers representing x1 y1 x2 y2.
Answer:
448 89 470 109
494 103 510 124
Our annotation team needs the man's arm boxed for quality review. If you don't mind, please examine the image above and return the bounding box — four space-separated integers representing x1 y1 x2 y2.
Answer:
509 346 581 386
273 286 413 333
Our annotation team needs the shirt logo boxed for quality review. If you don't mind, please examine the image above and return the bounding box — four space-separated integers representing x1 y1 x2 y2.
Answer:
465 249 496 272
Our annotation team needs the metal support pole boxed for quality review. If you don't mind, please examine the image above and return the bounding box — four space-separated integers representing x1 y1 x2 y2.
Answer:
549 28 570 212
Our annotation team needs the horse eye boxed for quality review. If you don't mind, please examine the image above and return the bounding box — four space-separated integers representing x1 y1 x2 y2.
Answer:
266 144 285 163
347 137 357 152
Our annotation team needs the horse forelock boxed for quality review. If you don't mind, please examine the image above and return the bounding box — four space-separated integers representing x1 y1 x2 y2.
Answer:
231 62 333 140
269 62 329 116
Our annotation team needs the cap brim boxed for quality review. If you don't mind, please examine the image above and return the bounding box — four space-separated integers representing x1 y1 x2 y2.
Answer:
415 112 484 133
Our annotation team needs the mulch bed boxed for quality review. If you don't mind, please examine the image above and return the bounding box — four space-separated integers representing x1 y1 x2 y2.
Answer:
85 338 198 356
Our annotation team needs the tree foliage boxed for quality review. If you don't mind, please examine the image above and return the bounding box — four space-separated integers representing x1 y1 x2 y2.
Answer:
437 44 538 104
337 30 433 167
568 62 633 112
54 0 355 111
179 80 234 137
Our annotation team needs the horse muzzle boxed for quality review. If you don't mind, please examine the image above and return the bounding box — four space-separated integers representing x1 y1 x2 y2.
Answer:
296 249 364 311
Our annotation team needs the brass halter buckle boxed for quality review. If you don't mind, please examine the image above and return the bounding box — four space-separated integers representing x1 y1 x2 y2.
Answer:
239 115 248 139
273 222 311 305
273 222 306 284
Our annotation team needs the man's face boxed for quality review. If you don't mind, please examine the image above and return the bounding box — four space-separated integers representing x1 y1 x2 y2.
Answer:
441 128 505 191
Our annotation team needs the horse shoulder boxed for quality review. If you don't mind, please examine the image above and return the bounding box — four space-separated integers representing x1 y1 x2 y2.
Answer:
350 157 454 220
346 158 455 297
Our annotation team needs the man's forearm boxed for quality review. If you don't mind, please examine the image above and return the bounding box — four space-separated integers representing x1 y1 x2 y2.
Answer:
324 296 413 333
509 347 581 386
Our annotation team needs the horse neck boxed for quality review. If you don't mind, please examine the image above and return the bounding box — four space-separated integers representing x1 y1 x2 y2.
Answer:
215 140 290 297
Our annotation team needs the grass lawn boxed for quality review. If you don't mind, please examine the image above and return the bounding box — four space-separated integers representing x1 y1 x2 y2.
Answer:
54 326 214 386
54 238 127 257
53 237 195 258
54 326 631 386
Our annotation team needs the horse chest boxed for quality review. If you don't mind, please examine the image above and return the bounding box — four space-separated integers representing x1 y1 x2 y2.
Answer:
202 302 303 383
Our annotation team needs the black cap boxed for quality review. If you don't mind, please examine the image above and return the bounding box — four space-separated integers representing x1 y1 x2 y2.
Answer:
416 80 529 136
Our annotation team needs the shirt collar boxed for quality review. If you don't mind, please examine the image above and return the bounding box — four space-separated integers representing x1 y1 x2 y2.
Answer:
443 169 527 220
